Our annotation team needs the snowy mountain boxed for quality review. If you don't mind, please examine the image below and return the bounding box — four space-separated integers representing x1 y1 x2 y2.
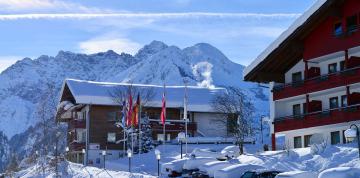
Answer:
0 40 269 172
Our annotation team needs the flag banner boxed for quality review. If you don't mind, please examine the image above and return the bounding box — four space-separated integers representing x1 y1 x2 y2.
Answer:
161 87 166 125
127 92 133 126
132 93 140 127
121 100 127 128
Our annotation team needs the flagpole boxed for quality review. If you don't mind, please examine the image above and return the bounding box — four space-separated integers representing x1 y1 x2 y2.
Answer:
138 95 142 154
123 128 126 156
162 84 166 150
184 82 188 157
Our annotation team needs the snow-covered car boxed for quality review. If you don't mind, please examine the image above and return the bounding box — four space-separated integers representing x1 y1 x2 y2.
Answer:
182 157 218 177
193 161 234 178
240 170 281 178
275 171 317 178
161 158 188 177
191 148 224 158
214 164 264 178
318 167 360 178
220 146 240 158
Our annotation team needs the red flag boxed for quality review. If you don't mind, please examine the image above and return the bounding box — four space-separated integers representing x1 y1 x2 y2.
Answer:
160 91 166 125
127 92 133 126
132 94 140 126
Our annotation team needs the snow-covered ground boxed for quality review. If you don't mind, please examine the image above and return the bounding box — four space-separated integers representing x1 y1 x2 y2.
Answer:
14 143 360 177
15 161 155 178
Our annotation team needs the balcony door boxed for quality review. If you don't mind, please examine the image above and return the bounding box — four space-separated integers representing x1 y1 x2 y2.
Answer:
331 131 340 145
293 104 301 116
294 136 302 148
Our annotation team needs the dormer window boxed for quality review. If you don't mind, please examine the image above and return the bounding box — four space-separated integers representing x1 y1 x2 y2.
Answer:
292 72 302 83
334 21 343 36
346 15 358 33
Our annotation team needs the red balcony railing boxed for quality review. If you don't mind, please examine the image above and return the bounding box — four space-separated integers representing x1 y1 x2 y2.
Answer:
274 103 360 132
273 66 360 100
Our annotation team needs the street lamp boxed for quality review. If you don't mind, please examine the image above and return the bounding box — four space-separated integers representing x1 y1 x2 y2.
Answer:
178 132 186 159
82 149 86 165
127 149 132 173
345 124 360 158
155 149 161 177
102 150 107 169
65 147 69 161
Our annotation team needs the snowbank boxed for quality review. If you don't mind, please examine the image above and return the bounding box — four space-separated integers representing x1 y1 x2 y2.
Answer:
318 167 360 178
275 171 318 178
15 161 155 178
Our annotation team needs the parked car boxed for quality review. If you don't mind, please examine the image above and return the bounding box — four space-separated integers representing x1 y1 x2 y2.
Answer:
191 148 224 158
182 157 218 177
275 171 317 178
161 159 188 177
192 161 233 178
240 170 281 178
318 167 360 178
214 164 265 178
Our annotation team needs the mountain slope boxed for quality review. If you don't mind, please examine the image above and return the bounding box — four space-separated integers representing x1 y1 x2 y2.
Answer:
0 41 269 172
0 51 138 137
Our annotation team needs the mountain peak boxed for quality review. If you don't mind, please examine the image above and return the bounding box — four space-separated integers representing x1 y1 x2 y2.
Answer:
135 40 168 60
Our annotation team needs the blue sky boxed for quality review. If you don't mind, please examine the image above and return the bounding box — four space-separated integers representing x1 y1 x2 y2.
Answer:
0 0 316 72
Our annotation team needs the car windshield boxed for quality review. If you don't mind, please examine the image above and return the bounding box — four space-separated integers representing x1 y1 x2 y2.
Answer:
241 172 255 178
259 171 280 178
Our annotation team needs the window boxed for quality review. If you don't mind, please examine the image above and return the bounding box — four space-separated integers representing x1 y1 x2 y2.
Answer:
340 61 345 71
294 136 302 148
328 63 337 74
329 97 339 109
107 133 116 143
346 15 358 33
292 72 302 83
334 21 343 36
304 135 312 147
293 104 301 116
331 131 340 145
107 112 119 122
341 95 348 107
76 129 86 143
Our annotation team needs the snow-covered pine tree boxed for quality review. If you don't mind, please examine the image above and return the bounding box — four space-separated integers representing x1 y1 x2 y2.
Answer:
140 115 153 153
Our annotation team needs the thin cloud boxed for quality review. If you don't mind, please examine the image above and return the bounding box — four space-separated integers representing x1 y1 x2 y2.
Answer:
0 12 301 20
79 36 141 55
0 56 23 73
0 0 112 13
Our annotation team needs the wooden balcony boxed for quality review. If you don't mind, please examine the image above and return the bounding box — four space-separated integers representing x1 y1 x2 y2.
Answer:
69 119 86 129
149 120 197 132
273 66 360 100
274 103 360 133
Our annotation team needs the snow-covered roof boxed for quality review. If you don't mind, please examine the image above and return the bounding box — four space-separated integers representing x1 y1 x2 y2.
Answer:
60 79 226 113
243 0 327 81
